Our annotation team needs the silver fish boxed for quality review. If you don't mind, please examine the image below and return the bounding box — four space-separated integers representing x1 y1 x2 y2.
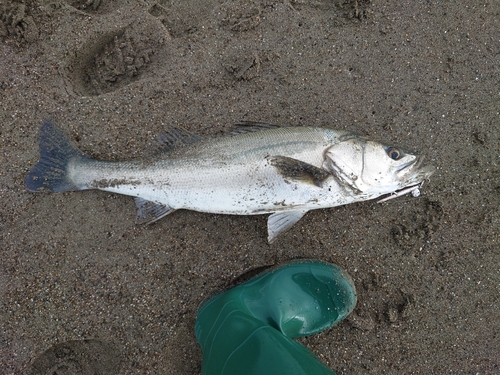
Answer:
26 121 435 242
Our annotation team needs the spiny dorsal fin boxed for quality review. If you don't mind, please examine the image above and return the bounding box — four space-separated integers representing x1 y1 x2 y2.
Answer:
267 210 308 243
135 198 175 224
230 121 283 135
156 128 203 153
270 156 331 187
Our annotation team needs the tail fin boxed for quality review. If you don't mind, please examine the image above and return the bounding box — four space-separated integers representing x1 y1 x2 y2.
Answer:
25 121 90 192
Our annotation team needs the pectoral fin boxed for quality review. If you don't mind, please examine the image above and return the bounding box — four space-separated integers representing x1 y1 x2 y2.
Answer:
267 210 308 243
270 156 331 187
135 198 175 224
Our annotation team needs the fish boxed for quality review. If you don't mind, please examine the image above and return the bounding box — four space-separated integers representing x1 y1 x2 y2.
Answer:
25 121 435 242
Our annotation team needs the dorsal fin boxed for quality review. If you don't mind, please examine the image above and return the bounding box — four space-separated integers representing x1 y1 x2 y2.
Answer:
230 121 283 135
156 127 203 153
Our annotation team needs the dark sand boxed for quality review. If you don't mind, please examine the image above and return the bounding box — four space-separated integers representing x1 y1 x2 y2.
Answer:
1 1 499 374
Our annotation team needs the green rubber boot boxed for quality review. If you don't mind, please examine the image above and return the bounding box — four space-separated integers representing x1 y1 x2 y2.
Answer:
195 261 357 375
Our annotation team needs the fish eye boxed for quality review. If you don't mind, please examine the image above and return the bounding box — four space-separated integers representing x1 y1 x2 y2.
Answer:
386 147 402 160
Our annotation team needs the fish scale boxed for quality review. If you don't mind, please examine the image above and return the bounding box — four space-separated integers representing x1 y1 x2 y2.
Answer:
26 121 434 242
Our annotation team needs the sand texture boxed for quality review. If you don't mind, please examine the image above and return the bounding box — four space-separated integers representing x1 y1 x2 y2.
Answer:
1 0 499 374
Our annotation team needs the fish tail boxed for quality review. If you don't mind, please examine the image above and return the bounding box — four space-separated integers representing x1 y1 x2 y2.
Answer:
25 121 90 192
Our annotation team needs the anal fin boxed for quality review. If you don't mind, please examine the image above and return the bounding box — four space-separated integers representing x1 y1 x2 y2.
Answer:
135 198 175 224
267 210 308 243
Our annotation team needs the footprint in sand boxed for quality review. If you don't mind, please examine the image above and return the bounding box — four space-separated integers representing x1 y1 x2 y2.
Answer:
65 19 170 96
64 0 126 14
30 339 122 375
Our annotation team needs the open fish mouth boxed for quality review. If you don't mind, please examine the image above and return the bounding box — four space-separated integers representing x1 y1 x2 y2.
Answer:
379 155 435 203
397 155 434 180
396 154 424 173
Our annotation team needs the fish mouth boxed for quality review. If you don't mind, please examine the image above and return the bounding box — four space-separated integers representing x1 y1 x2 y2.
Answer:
397 155 435 185
396 155 422 173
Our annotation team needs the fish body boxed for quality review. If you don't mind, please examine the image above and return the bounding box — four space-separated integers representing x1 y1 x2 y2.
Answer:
26 122 434 242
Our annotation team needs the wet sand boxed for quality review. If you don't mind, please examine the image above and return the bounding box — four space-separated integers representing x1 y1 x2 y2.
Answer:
1 1 499 374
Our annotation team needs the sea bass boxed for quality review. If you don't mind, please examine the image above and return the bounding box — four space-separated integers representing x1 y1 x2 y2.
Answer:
26 121 434 242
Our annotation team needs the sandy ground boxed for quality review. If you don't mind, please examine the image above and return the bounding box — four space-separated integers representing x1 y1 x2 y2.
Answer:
1 0 499 374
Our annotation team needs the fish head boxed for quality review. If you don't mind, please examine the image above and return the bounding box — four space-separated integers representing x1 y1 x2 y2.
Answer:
324 135 435 198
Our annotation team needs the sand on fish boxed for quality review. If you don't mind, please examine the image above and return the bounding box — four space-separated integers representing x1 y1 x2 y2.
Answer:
1 1 499 374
